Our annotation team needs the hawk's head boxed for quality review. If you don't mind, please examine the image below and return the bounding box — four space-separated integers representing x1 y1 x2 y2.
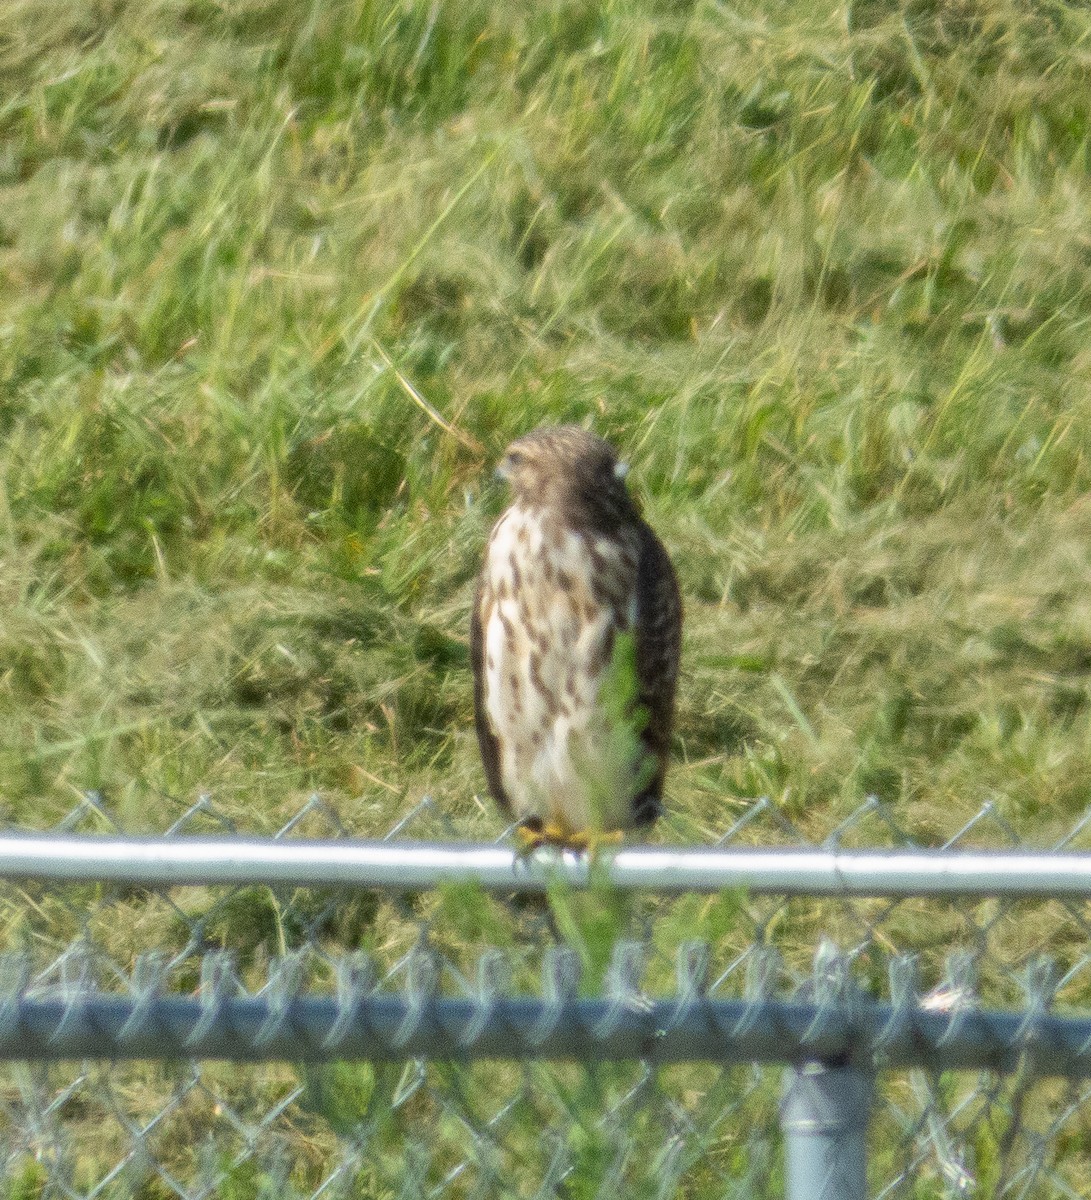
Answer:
496 426 636 528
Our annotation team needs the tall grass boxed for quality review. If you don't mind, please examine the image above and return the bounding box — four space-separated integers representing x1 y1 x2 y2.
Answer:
4 0 1091 997
6 6 1091 1191
6 0 1091 844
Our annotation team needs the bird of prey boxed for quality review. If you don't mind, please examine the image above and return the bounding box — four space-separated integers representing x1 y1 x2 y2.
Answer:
471 426 681 849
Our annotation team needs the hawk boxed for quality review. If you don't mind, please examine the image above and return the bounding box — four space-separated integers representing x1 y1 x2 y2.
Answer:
471 426 682 847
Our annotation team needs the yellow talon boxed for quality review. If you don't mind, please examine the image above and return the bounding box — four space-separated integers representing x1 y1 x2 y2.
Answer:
561 828 624 853
514 823 624 855
514 824 546 854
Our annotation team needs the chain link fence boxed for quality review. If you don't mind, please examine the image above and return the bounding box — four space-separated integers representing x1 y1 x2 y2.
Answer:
2 792 1091 1197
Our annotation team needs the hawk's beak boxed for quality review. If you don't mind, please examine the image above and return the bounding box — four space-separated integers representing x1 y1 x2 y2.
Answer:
494 458 511 483
614 461 630 481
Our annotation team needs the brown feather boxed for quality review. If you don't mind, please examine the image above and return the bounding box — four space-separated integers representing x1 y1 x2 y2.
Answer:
471 426 681 834
470 575 511 815
631 519 682 824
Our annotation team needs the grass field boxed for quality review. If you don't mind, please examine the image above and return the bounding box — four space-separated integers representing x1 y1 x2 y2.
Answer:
5 0 1091 843
4 0 1091 1191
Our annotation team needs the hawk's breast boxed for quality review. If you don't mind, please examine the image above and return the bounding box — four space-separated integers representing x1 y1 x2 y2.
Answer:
476 502 641 833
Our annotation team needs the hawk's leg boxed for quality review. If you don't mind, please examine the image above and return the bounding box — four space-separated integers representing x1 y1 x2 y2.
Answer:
560 829 624 853
513 817 546 855
513 818 623 855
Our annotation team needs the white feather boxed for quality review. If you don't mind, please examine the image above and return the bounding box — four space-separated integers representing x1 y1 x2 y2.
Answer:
480 505 638 833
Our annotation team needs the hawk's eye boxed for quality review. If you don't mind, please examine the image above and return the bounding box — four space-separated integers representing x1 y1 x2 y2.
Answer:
507 450 525 466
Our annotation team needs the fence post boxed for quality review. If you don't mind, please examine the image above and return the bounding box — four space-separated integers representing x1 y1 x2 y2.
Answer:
781 1061 872 1200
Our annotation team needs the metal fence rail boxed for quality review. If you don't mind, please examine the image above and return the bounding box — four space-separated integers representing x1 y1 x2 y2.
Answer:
3 831 1091 896
2 793 1091 1198
0 944 1084 1074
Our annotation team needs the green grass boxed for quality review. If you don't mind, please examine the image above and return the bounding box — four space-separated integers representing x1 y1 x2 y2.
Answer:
5 0 1091 1191
6 0 1091 841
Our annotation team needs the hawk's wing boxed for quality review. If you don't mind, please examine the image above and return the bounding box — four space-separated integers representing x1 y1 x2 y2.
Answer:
631 519 682 825
470 573 513 816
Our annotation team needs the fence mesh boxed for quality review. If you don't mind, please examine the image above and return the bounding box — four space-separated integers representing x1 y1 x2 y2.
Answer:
2 792 1091 1198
